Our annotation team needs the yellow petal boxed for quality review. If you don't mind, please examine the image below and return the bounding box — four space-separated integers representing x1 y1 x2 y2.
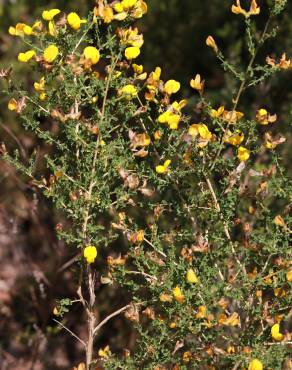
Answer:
83 46 100 64
125 46 140 60
164 79 180 95
248 359 263 370
42 9 61 21
186 268 198 284
43 44 59 63
8 98 18 111
237 146 250 162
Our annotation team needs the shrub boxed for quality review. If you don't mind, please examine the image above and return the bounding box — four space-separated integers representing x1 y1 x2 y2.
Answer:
1 0 291 369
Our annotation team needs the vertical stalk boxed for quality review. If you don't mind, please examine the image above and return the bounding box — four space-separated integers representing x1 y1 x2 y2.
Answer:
86 266 96 370
80 55 120 368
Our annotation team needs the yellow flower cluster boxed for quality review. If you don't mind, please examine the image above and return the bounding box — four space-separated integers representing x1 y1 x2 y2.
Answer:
224 130 244 146
118 27 144 48
42 8 61 36
256 109 277 125
94 0 147 24
158 100 186 130
145 67 161 100
266 53 292 70
9 21 41 37
188 123 212 147
118 84 138 99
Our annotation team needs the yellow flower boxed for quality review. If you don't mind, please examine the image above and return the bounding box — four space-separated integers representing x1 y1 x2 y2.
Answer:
159 293 173 302
83 245 97 264
182 351 192 363
186 269 198 284
53 307 60 316
18 50 36 63
119 84 138 99
39 92 47 101
198 124 212 140
114 3 124 13
232 0 260 18
210 106 225 118
23 25 33 35
156 159 171 174
158 111 181 130
121 0 138 10
34 77 45 92
125 46 140 60
104 7 114 23
172 286 185 303
98 345 111 358
118 27 144 48
152 67 161 81
249 0 260 16
132 0 148 18
164 79 181 95
83 46 100 64
172 100 187 111
221 312 240 327
188 123 212 141
42 9 61 21
271 323 284 341
8 98 18 111
195 305 207 319
169 321 176 329
47 21 57 36
190 74 204 92
132 63 143 74
154 130 162 141
248 359 263 370
67 12 86 30
256 108 277 125
206 35 218 53
224 130 244 146
286 269 292 282
43 45 59 63
237 146 250 162
9 23 26 36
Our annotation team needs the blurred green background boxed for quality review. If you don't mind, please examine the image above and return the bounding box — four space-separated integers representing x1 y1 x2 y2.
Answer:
0 0 291 368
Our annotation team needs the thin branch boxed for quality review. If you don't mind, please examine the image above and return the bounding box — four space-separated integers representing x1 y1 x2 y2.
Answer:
93 304 132 335
143 237 167 258
205 176 246 275
0 122 27 159
210 16 272 171
72 21 95 54
125 270 158 283
264 341 292 346
53 319 86 347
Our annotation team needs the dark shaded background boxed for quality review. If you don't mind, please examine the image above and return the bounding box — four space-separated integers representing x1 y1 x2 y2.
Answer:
0 0 291 368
